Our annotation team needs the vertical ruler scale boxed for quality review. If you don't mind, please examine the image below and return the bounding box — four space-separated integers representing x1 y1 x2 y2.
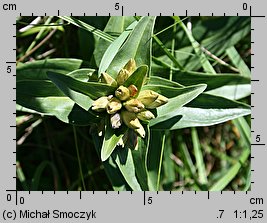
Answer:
0 0 266 222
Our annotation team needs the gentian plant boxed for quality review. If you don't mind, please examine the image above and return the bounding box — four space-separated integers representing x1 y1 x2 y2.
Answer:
16 16 251 191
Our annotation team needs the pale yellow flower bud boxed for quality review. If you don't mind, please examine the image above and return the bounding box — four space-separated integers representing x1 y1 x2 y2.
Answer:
128 84 138 97
121 110 142 129
123 58 136 74
110 113 122 129
134 125 146 138
106 98 122 114
116 69 130 85
115 86 130 101
100 72 117 87
145 94 168 109
137 90 159 106
124 99 145 113
92 96 110 112
137 110 155 122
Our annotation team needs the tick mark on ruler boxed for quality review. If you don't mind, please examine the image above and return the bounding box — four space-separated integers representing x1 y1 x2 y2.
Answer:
57 10 59 16
208 191 210 199
79 191 82 199
186 10 188 16
251 143 266 146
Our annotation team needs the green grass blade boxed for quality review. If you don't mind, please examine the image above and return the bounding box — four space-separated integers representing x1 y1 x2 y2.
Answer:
31 161 60 190
73 125 86 190
153 35 184 70
58 16 115 42
173 16 216 74
210 148 250 191
226 46 251 77
191 127 208 185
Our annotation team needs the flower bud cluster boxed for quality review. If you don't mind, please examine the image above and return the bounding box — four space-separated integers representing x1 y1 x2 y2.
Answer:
92 59 168 138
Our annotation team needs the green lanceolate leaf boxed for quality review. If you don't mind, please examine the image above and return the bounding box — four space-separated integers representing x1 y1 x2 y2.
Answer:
112 148 142 191
123 65 148 92
90 125 129 191
106 16 156 78
17 58 87 80
101 122 125 162
97 19 138 75
143 84 207 129
160 93 251 130
47 71 116 110
152 67 250 91
172 71 250 91
17 64 98 125
147 76 184 88
146 130 166 191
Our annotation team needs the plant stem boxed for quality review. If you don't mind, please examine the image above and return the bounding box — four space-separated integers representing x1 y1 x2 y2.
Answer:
156 133 166 191
73 125 86 191
169 22 176 81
